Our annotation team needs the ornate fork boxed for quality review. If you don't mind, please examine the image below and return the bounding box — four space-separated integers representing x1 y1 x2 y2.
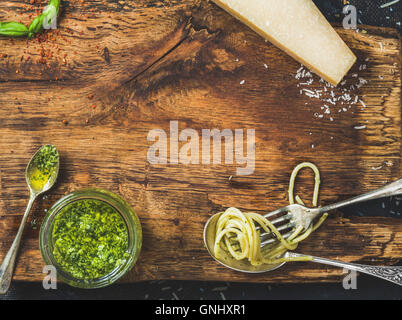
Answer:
261 178 402 246
285 252 402 286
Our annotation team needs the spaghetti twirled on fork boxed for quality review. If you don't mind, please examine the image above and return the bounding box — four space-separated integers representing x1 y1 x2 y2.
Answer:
214 163 328 266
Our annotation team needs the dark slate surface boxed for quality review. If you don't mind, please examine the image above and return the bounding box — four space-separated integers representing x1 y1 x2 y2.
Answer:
1 0 401 300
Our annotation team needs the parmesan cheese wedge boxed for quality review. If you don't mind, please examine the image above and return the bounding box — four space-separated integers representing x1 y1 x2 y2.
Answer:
212 0 357 85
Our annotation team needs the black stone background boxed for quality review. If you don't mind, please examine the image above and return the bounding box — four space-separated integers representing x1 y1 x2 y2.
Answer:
1 0 401 300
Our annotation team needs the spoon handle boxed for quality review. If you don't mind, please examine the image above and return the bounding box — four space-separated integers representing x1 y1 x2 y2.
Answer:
0 194 36 294
288 252 402 286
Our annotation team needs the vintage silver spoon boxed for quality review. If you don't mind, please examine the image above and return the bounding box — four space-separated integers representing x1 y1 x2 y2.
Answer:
204 212 402 286
0 145 59 294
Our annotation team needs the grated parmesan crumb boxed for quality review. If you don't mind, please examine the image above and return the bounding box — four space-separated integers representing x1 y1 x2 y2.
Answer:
294 65 369 122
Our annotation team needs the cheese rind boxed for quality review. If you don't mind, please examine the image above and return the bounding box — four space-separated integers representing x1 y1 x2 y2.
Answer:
212 0 357 85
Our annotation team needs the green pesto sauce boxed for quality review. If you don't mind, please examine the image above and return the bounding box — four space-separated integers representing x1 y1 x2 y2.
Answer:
29 145 58 190
52 199 130 280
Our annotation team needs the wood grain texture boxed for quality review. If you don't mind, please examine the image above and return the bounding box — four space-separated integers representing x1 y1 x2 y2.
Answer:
0 0 401 283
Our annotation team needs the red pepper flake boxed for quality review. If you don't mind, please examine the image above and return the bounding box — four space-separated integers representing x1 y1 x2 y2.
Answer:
85 119 89 124
91 104 96 109
62 119 68 125
88 94 94 100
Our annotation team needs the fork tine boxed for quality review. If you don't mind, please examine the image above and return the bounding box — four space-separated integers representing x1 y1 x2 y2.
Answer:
231 229 294 250
270 213 292 226
229 219 293 242
261 230 293 246
229 206 293 243
263 206 288 219
260 221 295 239
256 211 292 234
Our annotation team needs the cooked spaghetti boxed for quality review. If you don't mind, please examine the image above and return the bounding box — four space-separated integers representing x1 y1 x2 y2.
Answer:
214 162 328 265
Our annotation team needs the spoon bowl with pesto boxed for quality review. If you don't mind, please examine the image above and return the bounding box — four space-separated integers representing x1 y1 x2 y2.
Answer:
0 145 59 294
26 144 59 193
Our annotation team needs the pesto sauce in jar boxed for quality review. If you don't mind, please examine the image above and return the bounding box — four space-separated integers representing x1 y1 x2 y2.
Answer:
52 199 130 280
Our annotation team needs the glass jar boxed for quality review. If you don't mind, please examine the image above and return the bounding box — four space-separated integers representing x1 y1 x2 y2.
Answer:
39 188 142 289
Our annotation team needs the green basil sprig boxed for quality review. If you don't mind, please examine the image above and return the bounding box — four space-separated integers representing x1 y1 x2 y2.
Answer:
0 0 60 39
0 22 28 37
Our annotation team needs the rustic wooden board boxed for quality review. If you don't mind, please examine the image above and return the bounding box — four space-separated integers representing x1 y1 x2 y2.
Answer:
0 0 401 283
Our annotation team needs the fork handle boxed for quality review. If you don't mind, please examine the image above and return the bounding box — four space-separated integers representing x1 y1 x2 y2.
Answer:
287 252 402 286
317 178 402 214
